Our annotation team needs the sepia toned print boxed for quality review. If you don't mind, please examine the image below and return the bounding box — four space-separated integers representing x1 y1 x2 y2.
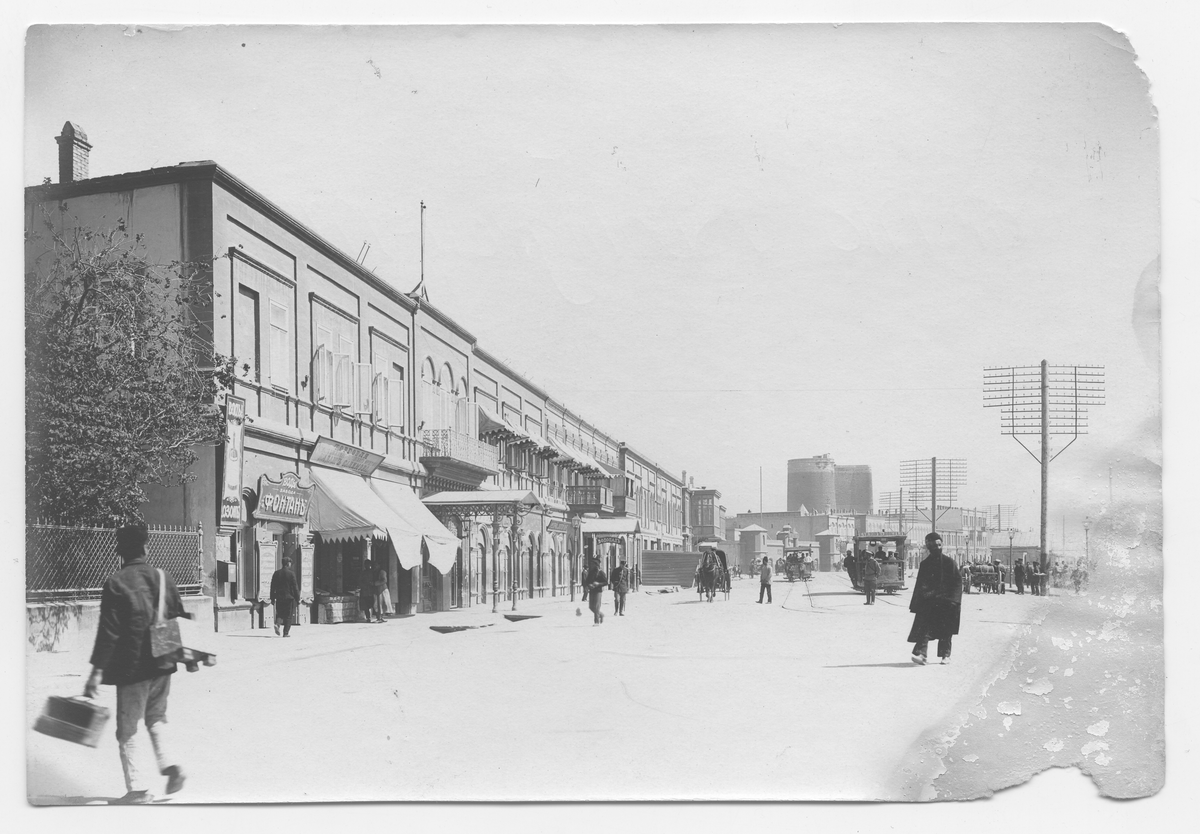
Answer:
23 23 1161 803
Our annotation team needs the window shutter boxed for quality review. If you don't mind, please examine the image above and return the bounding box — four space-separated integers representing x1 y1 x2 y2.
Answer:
312 345 334 405
268 300 290 388
387 376 404 429
332 353 354 407
355 363 373 415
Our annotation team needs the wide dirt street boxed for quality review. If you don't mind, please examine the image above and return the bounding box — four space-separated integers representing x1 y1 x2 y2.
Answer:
28 571 1053 803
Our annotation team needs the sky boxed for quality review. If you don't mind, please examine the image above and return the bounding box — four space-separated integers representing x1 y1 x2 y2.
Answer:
22 21 1162 554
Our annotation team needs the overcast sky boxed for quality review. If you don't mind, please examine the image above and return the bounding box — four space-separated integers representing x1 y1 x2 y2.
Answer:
24 23 1160 550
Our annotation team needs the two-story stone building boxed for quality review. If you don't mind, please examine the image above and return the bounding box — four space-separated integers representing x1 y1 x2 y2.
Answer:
25 123 720 629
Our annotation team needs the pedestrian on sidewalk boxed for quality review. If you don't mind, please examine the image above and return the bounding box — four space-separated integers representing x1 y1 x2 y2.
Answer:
359 559 377 623
1029 561 1043 596
907 531 962 666
1014 555 1026 595
844 549 860 591
611 559 630 616
584 557 608 625
83 523 188 804
270 555 300 637
373 562 390 623
861 547 880 605
757 556 773 604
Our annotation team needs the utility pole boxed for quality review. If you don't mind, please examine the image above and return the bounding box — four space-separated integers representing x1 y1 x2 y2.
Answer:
1040 360 1049 575
985 361 1105 578
900 457 965 557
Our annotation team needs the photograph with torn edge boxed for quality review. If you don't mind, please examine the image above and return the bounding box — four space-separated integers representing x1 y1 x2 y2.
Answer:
23 23 1161 803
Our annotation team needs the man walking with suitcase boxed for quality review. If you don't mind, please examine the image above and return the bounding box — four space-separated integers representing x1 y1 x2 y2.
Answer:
84 524 188 804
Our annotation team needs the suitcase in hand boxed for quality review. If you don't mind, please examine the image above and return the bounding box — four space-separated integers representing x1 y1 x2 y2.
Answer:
33 695 110 748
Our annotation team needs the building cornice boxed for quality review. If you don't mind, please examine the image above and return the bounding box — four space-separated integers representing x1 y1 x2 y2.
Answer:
25 162 418 318
473 346 549 401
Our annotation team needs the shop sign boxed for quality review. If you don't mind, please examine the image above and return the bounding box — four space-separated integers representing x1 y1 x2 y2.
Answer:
218 396 247 533
547 520 571 533
256 530 276 600
299 543 315 601
309 435 385 476
256 473 314 524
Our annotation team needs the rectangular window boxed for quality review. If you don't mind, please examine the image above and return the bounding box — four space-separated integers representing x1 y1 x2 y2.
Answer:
311 298 358 408
234 285 260 383
234 254 294 392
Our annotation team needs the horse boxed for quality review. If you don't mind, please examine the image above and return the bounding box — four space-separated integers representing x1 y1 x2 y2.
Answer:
698 551 724 602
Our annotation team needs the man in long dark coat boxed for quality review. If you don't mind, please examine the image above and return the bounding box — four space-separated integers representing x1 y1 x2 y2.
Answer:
907 531 962 665
1013 555 1026 595
270 555 301 637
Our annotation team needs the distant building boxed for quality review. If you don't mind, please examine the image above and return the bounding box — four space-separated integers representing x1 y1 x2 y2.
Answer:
787 455 873 514
688 487 725 547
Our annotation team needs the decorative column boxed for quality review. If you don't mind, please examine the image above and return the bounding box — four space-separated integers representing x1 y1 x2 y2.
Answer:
491 513 501 614
510 502 522 611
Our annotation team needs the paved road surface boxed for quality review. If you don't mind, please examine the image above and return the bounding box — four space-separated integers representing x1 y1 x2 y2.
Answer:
27 571 1052 803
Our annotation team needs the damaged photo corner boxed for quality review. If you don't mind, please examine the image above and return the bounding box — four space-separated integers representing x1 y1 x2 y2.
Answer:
19 19 1169 812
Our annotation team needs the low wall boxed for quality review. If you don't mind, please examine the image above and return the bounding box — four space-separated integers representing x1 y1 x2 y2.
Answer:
27 596 214 654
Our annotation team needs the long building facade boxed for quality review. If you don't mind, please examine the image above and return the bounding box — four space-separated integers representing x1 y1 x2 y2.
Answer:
25 124 708 631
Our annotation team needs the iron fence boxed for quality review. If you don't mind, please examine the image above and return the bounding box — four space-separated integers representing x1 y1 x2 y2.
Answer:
26 522 203 602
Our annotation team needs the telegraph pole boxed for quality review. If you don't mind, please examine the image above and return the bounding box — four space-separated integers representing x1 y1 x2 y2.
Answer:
985 361 1105 578
1040 360 1049 573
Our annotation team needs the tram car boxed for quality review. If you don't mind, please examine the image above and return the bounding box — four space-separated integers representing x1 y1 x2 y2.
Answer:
851 534 908 594
783 544 818 581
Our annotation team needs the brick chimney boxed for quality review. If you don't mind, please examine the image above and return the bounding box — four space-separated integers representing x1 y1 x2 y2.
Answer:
55 121 92 183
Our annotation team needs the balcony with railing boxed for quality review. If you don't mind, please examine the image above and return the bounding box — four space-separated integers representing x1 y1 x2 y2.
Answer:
420 429 500 487
567 484 614 514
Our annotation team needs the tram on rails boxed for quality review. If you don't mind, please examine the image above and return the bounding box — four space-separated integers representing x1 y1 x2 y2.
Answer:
850 534 909 594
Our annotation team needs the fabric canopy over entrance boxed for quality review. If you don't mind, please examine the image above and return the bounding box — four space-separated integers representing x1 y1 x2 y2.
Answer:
421 489 540 508
477 407 556 456
306 469 422 561
580 517 641 536
371 480 461 573
597 459 623 478
546 434 605 476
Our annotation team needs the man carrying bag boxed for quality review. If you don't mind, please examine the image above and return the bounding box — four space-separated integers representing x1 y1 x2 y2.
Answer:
84 524 188 804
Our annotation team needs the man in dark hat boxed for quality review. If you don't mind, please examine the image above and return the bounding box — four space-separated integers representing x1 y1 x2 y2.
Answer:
860 545 880 605
84 523 189 804
611 559 630 616
270 554 301 637
1013 554 1026 595
907 531 963 665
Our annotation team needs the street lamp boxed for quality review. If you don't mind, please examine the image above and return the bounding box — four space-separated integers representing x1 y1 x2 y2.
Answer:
1007 529 1015 591
1082 516 1091 568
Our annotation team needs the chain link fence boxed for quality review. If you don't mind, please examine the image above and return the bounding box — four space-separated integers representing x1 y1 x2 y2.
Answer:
26 522 203 602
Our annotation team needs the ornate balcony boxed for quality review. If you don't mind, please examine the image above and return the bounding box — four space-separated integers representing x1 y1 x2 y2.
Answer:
567 485 613 514
420 429 500 487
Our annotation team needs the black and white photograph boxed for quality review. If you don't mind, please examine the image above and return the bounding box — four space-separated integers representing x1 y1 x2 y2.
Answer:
11 2 1196 826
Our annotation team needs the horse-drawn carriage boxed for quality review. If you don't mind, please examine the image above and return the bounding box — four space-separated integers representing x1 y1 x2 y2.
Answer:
695 547 731 602
965 563 1002 594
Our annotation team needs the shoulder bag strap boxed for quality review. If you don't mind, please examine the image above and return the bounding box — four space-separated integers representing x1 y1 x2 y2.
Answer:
156 567 166 623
